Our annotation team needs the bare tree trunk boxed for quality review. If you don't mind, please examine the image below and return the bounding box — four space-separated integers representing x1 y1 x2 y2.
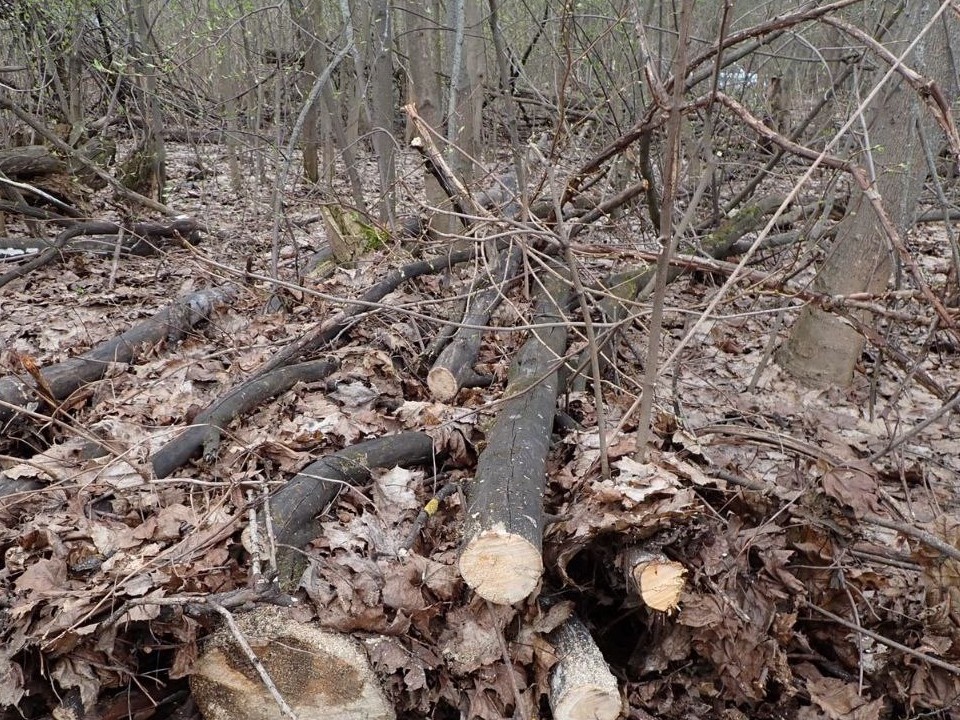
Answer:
128 0 166 204
295 0 323 183
403 0 446 232
778 3 960 387
441 0 485 237
448 0 485 182
369 0 396 224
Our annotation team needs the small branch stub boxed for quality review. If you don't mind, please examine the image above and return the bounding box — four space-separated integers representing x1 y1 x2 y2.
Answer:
549 615 622 720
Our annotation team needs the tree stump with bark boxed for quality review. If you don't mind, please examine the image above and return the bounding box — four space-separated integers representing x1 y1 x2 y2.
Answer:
190 605 394 720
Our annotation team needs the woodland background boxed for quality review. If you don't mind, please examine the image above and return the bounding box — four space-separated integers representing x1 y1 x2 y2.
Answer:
1 0 960 719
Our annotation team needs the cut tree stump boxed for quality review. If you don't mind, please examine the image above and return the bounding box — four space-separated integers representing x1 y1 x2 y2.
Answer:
190 605 394 720
151 357 340 478
0 286 235 430
458 272 572 604
548 615 622 720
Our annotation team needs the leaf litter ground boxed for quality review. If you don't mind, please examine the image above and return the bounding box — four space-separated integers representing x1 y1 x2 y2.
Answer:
1 143 959 719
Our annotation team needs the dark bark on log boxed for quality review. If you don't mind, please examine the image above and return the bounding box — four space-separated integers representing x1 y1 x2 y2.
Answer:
256 248 476 376
0 286 235 431
0 219 204 255
0 146 67 177
0 476 44 505
0 199 73 223
271 431 437 586
427 246 523 400
458 273 572 604
0 217 206 288
151 358 340 479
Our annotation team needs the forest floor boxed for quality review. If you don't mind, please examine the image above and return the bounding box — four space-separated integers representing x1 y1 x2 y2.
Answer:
2 139 960 720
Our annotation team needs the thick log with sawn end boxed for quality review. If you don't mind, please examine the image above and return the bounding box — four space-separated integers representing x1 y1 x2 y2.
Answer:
458 274 572 604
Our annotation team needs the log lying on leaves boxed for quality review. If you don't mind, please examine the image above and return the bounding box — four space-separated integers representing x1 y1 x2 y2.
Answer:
0 217 204 257
151 357 340 478
427 246 522 401
190 605 394 720
0 286 235 430
624 547 686 613
256 248 475 376
0 217 206 291
270 431 437 586
458 273 572 604
548 615 621 720
0 145 67 177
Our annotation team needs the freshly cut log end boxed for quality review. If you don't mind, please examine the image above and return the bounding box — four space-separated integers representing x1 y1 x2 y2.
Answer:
554 686 623 720
459 529 543 604
426 366 458 402
549 616 621 720
630 555 686 613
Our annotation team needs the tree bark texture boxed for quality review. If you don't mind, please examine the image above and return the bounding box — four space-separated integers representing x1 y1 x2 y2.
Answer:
778 3 960 386
458 272 572 604
271 431 437 586
0 286 235 430
427 245 522 400
548 615 621 720
151 358 340 479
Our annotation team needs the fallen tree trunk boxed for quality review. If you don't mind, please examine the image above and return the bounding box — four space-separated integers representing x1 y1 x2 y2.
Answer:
458 272 572 604
270 431 437 586
548 615 621 720
0 217 206 289
151 357 340 478
0 286 235 431
427 246 523 401
0 145 67 177
0 217 204 258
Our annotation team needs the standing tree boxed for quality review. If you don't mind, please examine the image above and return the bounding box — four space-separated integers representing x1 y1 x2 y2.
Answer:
777 1 960 386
